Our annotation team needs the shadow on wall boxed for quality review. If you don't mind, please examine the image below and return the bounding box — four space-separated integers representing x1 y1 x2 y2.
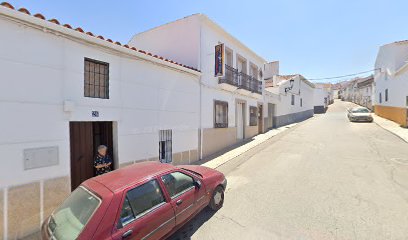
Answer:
166 208 216 240
273 109 314 128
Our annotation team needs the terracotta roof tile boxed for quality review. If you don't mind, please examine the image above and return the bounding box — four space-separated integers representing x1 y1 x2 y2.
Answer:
0 2 200 73
17 7 30 15
48 18 60 25
0 2 13 9
34 13 45 20
75 27 84 33
63 23 72 29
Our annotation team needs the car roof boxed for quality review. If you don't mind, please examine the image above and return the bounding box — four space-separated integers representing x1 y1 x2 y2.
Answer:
88 161 176 193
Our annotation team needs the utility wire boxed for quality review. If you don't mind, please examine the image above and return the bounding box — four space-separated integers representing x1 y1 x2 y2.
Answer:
307 68 380 81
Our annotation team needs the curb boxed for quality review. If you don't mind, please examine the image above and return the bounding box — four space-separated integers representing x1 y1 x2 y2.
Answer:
201 115 316 170
373 115 408 143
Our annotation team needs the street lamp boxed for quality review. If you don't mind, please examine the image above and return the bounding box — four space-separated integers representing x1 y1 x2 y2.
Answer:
285 79 295 93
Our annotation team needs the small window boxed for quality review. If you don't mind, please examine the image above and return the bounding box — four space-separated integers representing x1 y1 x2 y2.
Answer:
291 95 295 105
249 106 258 126
161 172 194 198
159 130 172 163
300 98 303 107
214 100 228 128
379 93 382 103
84 58 109 99
385 89 388 102
119 180 165 226
406 96 408 107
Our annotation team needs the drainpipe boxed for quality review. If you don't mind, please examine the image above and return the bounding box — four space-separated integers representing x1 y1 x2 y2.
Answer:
199 24 203 161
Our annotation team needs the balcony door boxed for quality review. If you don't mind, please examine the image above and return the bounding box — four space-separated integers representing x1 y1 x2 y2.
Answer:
237 56 247 74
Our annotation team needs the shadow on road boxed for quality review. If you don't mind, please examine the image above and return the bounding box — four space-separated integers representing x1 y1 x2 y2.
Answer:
166 208 216 240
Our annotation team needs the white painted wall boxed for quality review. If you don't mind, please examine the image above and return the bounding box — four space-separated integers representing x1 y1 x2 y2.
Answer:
129 15 201 69
374 42 408 108
0 12 200 188
130 14 267 130
314 87 329 108
266 76 315 117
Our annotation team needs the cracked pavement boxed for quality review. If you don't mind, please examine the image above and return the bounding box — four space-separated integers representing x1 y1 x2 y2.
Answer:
168 100 408 240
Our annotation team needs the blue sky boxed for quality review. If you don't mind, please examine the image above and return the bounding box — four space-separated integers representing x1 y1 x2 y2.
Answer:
6 0 408 82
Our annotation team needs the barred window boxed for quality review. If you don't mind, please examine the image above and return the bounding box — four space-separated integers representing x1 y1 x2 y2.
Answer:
214 100 228 128
249 106 258 126
84 58 109 99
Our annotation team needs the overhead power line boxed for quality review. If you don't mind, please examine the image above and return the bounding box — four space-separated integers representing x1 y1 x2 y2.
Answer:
307 68 380 81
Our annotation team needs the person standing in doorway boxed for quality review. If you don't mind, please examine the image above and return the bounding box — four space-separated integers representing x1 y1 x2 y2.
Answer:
94 145 113 176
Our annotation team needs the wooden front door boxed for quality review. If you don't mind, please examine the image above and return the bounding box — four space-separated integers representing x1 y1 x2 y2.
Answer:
258 104 263 134
70 121 114 191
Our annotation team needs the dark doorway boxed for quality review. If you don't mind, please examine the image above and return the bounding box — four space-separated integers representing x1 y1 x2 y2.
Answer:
70 121 114 191
258 104 263 134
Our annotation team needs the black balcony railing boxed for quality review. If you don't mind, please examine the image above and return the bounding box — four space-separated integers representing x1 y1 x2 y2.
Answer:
219 64 239 86
219 64 262 94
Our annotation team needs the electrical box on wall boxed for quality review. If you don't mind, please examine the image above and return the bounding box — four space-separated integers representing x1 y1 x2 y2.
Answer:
23 146 59 170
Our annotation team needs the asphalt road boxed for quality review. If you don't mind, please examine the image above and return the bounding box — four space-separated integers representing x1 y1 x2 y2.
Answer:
168 100 408 240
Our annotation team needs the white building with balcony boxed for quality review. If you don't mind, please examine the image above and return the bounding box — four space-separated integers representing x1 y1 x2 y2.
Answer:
130 14 269 158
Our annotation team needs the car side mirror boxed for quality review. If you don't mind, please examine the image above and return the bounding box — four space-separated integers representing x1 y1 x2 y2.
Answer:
193 179 202 189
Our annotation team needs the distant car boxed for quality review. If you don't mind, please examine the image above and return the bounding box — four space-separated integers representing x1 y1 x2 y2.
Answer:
41 162 227 240
347 107 373 122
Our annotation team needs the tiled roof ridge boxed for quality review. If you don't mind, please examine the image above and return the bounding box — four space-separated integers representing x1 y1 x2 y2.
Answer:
0 2 200 73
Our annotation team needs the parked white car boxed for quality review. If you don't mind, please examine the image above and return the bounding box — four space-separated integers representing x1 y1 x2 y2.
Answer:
347 107 373 122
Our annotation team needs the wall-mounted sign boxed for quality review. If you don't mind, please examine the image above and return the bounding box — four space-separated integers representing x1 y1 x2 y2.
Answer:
92 111 99 117
214 43 224 77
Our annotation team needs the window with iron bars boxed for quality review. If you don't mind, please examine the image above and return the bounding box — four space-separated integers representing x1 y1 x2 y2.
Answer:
159 130 172 163
84 58 109 99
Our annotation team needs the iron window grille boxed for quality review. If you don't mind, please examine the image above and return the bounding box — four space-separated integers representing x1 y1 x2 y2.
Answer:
84 58 109 99
214 100 228 128
159 130 172 163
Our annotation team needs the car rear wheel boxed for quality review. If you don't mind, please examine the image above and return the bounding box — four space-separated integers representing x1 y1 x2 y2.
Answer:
209 186 224 211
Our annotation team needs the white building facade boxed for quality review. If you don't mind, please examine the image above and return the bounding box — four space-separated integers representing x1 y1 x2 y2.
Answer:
0 4 201 239
313 84 330 113
265 75 315 127
130 14 269 158
374 40 408 127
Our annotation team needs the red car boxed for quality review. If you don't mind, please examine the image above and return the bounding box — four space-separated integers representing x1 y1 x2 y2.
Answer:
42 162 227 240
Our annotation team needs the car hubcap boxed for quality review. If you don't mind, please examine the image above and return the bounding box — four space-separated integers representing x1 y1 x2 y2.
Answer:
214 191 222 205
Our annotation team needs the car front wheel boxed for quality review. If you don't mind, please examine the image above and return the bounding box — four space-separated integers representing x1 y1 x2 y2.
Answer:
209 186 224 211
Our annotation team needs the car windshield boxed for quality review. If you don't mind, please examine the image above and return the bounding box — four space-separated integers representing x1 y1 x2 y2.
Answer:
48 187 101 240
352 108 369 113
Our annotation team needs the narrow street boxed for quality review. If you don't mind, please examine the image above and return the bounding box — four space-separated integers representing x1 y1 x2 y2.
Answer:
170 100 408 240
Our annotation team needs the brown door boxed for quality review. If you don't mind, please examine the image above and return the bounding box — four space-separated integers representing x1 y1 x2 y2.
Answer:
70 121 114 191
258 105 263 134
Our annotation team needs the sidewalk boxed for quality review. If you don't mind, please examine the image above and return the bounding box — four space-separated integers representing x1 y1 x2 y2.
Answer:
200 123 298 169
373 114 408 143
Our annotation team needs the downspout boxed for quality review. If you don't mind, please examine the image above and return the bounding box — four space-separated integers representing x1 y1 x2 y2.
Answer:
199 24 203 161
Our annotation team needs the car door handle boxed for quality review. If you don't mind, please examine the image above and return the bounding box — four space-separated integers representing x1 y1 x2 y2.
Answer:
176 199 183 206
122 229 133 239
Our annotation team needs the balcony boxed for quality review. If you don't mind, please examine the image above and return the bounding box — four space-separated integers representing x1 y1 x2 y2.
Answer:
218 65 239 91
218 65 262 96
